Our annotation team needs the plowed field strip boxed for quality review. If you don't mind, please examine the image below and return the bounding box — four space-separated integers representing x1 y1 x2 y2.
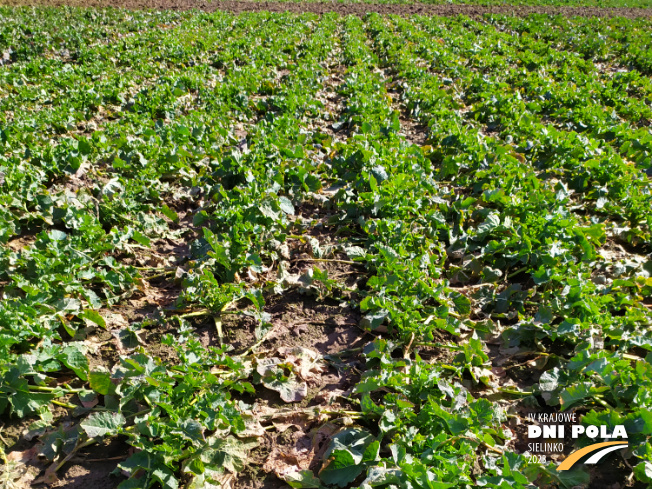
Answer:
1 0 652 18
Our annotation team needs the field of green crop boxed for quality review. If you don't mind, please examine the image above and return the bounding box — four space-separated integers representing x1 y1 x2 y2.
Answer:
223 0 652 8
1 6 652 489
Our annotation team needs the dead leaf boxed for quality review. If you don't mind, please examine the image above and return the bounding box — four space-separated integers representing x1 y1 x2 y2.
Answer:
263 432 314 480
0 459 40 489
277 347 325 384
257 357 308 403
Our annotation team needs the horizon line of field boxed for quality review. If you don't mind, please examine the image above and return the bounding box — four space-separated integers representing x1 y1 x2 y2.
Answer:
2 0 652 19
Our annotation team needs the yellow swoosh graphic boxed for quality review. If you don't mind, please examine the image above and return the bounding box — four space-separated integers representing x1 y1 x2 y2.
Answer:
557 441 628 471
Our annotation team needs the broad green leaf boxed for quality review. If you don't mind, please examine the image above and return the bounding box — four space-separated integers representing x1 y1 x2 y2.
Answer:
81 411 125 438
161 204 179 223
634 461 652 483
319 448 362 488
284 470 325 488
79 310 106 328
119 451 178 489
59 346 89 381
89 369 112 395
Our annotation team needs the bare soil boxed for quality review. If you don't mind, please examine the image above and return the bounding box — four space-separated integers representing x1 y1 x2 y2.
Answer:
49 437 129 489
1 0 651 18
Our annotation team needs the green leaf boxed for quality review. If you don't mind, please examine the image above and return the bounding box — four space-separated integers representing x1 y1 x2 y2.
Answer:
172 419 204 444
319 448 362 488
119 452 178 489
81 411 125 438
59 346 89 381
319 429 375 487
634 461 652 483
161 204 179 223
11 389 55 418
79 310 106 328
537 465 590 489
559 382 592 409
132 230 151 247
362 440 380 463
89 369 113 395
284 470 325 488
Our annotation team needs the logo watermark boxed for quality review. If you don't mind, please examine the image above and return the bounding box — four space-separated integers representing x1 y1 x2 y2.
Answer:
524 412 628 470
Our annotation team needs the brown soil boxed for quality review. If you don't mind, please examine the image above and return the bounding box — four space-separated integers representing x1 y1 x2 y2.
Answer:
3 412 128 489
212 267 368 488
0 0 651 18
50 437 128 489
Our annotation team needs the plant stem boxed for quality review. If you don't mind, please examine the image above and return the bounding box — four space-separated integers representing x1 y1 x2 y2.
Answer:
325 347 363 358
498 387 534 396
294 257 359 266
30 385 84 393
51 437 98 475
507 266 528 279
52 400 79 409
179 309 211 319
133 266 176 271
145 270 175 281
125 408 152 419
240 331 272 357
415 342 463 350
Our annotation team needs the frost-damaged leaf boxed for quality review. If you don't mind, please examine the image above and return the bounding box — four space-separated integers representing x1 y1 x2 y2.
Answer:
277 347 325 383
55 297 81 314
257 358 308 403
112 327 142 353
186 468 223 489
279 196 295 215
0 458 40 489
538 368 560 392
284 470 325 488
265 374 308 403
360 465 403 487
308 237 323 258
343 245 365 260
48 230 67 241
264 433 315 480
270 411 316 433
203 436 258 474
238 414 266 438
102 178 124 198
81 411 125 438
